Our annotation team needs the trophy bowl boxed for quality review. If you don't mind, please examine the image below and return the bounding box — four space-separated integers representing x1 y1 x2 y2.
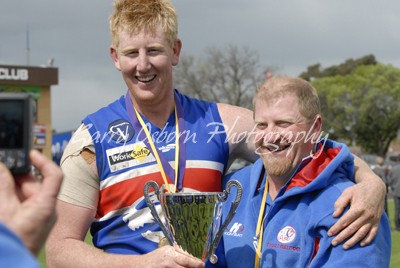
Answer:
144 180 242 264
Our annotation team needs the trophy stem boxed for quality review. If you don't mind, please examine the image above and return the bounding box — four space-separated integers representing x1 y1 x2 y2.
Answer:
143 181 173 246
205 180 243 264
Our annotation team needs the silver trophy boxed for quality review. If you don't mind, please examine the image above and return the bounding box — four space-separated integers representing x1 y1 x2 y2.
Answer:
144 180 242 264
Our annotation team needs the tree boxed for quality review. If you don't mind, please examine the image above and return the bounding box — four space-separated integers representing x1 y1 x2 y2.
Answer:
300 54 377 81
353 65 400 156
312 63 400 156
173 45 273 109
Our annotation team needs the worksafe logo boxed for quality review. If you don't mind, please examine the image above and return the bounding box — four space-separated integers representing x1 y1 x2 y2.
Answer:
131 144 150 163
106 142 155 172
224 222 244 237
108 146 150 165
109 150 134 165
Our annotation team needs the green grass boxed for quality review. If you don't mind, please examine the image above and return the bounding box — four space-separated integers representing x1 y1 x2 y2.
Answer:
388 199 400 268
38 200 399 267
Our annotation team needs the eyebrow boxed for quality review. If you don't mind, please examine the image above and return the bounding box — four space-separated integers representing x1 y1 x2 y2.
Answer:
148 43 164 49
120 46 137 54
120 43 164 53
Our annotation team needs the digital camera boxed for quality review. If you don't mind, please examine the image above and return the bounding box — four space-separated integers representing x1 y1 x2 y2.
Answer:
0 93 33 174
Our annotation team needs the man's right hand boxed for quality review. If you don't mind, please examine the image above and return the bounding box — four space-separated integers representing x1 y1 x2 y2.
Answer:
0 150 63 256
142 245 205 268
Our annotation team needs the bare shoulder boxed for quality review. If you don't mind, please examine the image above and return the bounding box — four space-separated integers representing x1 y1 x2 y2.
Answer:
216 103 257 162
216 103 253 129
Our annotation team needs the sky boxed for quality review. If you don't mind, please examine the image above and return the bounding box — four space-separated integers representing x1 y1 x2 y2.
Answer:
1 0 400 132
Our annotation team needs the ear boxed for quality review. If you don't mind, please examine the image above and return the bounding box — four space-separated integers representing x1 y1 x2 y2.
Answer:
311 115 323 143
171 39 182 66
110 46 121 71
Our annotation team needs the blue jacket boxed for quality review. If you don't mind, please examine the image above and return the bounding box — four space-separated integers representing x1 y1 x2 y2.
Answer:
211 140 391 267
0 223 39 268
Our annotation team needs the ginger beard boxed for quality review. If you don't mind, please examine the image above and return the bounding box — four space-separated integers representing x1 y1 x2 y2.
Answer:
258 135 298 178
264 156 292 177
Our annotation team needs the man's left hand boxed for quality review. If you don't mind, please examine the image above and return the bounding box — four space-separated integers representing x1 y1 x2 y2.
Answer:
327 179 385 249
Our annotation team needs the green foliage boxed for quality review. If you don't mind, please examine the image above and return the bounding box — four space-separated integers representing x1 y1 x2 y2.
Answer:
312 63 400 156
300 54 377 81
354 65 400 155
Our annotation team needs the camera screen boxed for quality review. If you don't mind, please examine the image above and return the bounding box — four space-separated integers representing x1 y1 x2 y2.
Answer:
0 100 25 149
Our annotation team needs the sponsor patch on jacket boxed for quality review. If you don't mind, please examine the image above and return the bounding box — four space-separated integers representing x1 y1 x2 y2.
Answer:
106 142 155 172
224 222 245 237
277 226 296 244
108 119 135 143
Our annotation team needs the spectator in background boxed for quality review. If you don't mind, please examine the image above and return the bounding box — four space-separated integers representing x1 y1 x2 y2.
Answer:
372 156 389 216
388 155 400 231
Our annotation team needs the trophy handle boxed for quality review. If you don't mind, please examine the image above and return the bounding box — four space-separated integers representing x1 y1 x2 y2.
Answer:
143 181 173 246
208 179 243 264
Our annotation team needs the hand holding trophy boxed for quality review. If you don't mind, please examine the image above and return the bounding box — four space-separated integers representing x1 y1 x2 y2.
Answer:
144 180 242 264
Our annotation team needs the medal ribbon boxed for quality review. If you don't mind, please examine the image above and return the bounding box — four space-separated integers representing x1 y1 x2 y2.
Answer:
124 91 186 193
255 176 268 268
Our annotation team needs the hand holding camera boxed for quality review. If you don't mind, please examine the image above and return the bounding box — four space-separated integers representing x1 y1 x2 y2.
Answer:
0 150 63 255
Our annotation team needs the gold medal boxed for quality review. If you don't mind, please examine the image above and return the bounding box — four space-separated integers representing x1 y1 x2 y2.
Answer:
158 237 170 248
